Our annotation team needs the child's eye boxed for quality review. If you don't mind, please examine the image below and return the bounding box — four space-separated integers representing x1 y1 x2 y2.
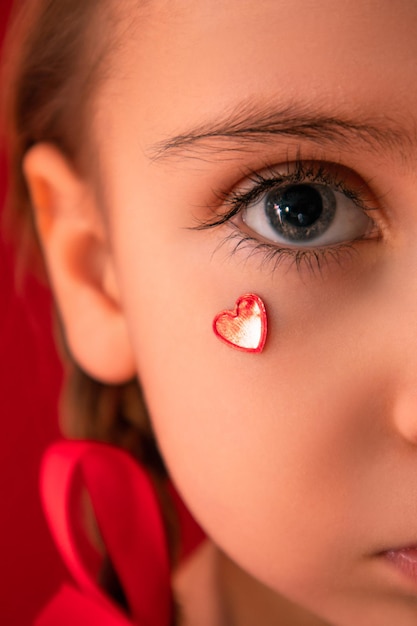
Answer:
195 160 381 273
240 182 373 248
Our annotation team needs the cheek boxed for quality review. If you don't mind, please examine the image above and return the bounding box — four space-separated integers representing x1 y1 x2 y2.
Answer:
111 203 382 595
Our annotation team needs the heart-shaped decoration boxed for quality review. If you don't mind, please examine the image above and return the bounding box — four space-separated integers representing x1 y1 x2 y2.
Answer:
213 294 267 353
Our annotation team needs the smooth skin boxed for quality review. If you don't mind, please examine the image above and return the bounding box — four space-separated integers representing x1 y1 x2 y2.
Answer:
24 1 417 624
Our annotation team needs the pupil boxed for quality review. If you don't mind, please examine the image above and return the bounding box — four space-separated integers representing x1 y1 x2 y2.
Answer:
268 184 323 229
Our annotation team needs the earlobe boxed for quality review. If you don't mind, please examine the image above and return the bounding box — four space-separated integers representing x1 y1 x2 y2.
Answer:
23 144 136 383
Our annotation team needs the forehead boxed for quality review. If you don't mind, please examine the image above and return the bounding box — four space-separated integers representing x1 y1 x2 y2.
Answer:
105 0 417 160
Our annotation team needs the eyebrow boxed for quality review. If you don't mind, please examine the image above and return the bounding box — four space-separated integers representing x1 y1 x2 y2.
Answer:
147 99 413 164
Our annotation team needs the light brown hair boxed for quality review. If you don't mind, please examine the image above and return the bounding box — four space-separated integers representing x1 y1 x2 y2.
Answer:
1 0 179 618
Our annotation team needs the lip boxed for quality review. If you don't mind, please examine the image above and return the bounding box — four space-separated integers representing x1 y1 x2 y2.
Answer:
383 547 417 586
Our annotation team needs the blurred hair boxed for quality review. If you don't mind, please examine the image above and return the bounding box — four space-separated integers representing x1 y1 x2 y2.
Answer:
1 0 179 618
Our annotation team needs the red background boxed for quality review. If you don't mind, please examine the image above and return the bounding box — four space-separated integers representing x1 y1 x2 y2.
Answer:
0 2 67 623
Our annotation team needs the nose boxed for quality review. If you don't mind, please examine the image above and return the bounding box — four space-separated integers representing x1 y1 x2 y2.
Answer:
392 386 417 446
385 253 417 447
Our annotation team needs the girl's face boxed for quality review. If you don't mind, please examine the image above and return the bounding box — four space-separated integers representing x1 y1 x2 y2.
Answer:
37 0 417 623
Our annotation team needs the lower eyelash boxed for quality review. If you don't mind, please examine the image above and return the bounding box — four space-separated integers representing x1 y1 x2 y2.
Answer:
216 225 359 275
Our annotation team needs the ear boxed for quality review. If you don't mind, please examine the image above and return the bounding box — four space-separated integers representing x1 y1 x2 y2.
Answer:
23 144 136 383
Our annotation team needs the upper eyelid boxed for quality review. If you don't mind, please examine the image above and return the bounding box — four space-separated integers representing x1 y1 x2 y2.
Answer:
229 162 375 207
194 160 379 232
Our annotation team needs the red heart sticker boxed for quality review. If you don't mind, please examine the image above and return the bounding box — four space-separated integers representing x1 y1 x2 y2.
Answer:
213 294 267 353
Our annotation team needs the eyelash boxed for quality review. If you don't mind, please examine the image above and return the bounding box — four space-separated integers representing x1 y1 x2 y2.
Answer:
195 159 380 274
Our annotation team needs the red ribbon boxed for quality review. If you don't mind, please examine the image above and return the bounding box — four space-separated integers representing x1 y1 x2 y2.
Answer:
35 441 172 626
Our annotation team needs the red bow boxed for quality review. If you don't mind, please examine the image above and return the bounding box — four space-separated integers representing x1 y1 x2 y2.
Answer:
35 442 173 626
